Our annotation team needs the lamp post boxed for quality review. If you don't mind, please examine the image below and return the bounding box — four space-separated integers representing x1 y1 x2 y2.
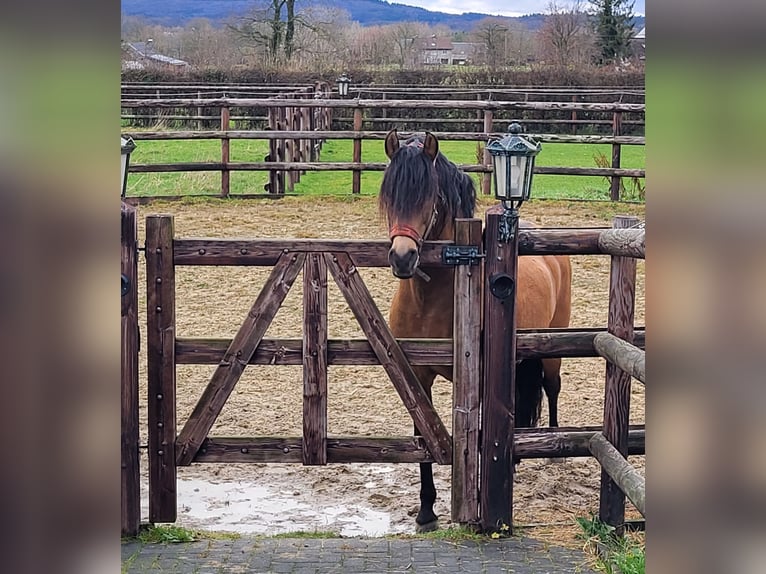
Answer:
121 136 136 199
336 73 350 98
486 122 541 242
480 121 541 535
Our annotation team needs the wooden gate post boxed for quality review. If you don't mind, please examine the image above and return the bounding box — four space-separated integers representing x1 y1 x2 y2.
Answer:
121 202 140 537
146 214 177 523
482 110 494 196
599 215 638 533
452 218 483 526
221 106 230 198
480 205 520 533
610 111 623 201
352 107 363 194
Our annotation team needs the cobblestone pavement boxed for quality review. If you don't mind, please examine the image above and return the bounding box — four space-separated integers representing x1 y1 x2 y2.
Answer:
121 536 597 573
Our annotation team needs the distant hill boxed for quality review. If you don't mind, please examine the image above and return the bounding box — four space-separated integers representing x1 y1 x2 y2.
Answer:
121 0 643 31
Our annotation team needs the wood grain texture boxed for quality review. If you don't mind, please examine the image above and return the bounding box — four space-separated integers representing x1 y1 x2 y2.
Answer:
598 228 645 259
121 202 140 536
220 106 230 197
451 219 483 525
480 208 518 533
174 328 645 365
145 214 177 523
326 252 453 465
175 252 306 466
590 434 645 517
303 254 328 465
352 108 362 194
594 332 645 384
599 216 639 532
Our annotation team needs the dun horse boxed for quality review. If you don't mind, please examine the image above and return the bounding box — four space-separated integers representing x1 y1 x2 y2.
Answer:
380 130 572 532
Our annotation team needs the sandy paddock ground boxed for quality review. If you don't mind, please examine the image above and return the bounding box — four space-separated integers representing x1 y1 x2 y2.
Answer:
133 196 645 543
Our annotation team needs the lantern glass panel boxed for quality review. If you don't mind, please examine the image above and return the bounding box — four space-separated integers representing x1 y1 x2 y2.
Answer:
509 155 529 200
492 153 508 200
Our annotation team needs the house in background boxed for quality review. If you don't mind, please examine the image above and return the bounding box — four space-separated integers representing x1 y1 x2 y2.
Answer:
122 40 190 71
416 36 484 66
632 27 645 61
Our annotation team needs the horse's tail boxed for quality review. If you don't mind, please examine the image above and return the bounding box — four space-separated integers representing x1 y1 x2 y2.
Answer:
515 359 544 428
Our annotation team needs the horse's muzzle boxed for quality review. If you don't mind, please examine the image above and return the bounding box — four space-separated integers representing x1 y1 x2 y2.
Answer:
388 246 419 279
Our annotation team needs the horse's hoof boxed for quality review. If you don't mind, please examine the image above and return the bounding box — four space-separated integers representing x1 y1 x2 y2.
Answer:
416 519 439 533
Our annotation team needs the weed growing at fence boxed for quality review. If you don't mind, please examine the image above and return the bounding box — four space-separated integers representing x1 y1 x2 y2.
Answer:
135 524 198 543
576 515 645 574
125 136 645 201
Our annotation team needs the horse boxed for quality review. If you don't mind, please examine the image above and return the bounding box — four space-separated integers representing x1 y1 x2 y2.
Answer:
380 130 572 532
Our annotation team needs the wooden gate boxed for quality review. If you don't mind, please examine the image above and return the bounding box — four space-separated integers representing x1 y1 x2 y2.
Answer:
143 215 483 527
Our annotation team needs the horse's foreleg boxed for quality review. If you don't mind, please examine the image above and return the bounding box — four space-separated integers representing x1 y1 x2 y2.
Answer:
414 369 438 533
542 358 561 428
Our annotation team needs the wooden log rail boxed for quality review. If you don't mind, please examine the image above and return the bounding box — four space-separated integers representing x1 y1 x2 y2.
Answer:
594 332 646 384
192 426 645 464
590 433 646 517
121 97 645 112
175 328 645 366
169 228 641 268
598 228 645 258
127 130 646 146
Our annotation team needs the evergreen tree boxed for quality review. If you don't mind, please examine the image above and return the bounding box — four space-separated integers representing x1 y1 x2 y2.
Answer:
588 0 635 64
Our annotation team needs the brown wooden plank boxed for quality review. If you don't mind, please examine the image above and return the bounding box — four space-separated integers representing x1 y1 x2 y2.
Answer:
594 333 645 384
145 214 177 523
516 427 645 459
451 219 482 525
303 254 328 465
173 238 449 267
518 228 603 255
482 110 493 195
480 206 518 534
175 252 306 466
121 202 140 536
599 216 638 533
174 329 646 366
325 252 453 465
590 434 645 517
195 436 436 464
192 428 644 464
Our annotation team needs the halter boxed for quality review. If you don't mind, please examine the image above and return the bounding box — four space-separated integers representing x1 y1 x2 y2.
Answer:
388 202 439 248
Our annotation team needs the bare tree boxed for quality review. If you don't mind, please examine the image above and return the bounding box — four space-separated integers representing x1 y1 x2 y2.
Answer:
230 0 303 65
473 18 511 69
538 0 593 67
389 23 422 69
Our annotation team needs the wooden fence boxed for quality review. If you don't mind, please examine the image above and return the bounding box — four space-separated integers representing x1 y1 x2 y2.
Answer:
122 97 645 202
121 206 646 536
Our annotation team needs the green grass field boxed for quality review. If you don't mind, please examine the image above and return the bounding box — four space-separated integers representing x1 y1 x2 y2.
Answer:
126 136 645 202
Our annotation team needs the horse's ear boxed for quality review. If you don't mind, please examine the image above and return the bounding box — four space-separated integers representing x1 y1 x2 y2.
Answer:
384 129 399 159
423 132 439 162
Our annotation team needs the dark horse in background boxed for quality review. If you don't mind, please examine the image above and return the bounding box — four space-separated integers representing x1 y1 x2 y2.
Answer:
380 130 572 532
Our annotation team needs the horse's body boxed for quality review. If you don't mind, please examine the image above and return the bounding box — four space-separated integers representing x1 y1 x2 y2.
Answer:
381 130 572 532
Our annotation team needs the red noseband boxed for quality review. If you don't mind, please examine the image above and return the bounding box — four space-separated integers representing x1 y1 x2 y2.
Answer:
389 224 423 247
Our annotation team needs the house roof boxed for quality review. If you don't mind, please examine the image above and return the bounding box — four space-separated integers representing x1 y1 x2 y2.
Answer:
634 27 645 39
125 42 189 67
417 36 453 51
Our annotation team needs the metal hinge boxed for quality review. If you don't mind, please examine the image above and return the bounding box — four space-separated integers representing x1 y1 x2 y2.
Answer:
442 246 485 266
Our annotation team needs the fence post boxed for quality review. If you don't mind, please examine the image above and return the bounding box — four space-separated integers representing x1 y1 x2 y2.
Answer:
480 205 519 534
482 110 493 196
571 94 578 135
352 107 363 194
452 219 483 527
599 215 638 534
303 253 328 465
221 106 230 198
121 202 140 537
146 214 177 523
610 111 623 200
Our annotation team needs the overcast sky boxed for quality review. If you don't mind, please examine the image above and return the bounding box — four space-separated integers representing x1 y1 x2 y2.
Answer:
391 0 645 18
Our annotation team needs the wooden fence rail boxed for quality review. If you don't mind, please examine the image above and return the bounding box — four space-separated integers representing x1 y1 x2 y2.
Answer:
594 333 646 384
589 433 646 517
122 97 644 200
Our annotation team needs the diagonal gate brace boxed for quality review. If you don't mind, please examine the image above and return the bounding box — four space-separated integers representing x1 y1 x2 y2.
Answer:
175 252 306 465
326 252 452 465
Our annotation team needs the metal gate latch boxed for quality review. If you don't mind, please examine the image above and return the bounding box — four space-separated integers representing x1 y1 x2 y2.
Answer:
442 246 485 266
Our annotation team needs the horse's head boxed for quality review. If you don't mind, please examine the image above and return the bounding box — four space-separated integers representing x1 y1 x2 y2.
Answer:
379 130 442 279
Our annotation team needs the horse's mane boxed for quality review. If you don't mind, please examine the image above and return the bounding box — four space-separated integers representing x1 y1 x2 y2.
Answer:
379 134 476 232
